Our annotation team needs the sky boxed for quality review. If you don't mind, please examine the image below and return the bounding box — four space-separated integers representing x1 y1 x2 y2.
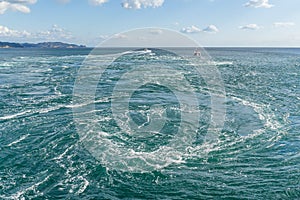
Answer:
0 0 299 47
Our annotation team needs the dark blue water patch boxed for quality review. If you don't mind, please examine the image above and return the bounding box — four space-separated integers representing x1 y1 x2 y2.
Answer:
223 99 264 137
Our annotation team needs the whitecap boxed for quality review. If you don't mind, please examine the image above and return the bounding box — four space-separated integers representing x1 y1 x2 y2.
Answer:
212 61 233 65
0 110 31 120
6 134 29 147
75 176 89 195
7 175 51 200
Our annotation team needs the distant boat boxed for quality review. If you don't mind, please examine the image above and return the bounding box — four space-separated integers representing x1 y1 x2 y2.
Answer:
193 48 201 56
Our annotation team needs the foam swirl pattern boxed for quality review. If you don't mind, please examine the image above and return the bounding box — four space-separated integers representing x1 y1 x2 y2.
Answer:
0 47 299 199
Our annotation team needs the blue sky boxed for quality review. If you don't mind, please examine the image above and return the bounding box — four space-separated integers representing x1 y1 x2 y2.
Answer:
0 0 299 47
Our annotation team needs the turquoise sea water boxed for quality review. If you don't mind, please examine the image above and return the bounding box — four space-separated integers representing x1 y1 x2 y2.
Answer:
0 48 299 199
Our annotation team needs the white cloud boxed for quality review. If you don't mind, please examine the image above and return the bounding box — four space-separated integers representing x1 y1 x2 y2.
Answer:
0 24 74 42
273 22 295 28
181 25 202 34
181 25 219 34
244 0 273 8
112 33 127 39
98 35 109 40
239 24 261 30
34 25 73 41
1 0 164 11
122 0 164 9
88 0 108 6
0 25 30 37
203 25 219 33
0 0 37 14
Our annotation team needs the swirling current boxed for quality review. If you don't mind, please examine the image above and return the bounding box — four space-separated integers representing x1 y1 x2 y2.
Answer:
0 48 299 199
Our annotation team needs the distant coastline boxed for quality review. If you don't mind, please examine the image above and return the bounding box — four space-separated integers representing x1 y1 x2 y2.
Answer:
0 41 86 49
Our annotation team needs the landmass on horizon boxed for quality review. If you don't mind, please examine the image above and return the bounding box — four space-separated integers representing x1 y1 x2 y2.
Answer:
0 41 86 49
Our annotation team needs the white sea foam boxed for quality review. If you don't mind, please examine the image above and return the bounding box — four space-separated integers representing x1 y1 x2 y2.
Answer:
75 176 89 195
52 144 74 161
231 96 282 130
5 175 51 200
0 107 62 121
0 110 31 120
1 62 13 67
212 61 233 65
0 97 111 121
6 134 29 147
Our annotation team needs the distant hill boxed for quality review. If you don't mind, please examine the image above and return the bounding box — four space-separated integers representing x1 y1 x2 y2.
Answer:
0 41 86 48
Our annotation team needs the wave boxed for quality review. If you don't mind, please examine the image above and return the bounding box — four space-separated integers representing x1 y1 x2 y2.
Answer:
0 97 111 121
212 61 233 65
0 175 51 200
6 134 29 147
0 110 32 120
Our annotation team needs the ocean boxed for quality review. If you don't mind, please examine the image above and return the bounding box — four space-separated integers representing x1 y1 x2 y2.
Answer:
0 47 299 199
